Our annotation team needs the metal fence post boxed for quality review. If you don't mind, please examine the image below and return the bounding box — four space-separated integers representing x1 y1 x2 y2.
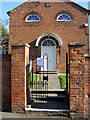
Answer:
66 53 68 94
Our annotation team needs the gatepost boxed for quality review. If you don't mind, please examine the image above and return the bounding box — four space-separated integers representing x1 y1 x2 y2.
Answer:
69 42 88 118
11 43 30 112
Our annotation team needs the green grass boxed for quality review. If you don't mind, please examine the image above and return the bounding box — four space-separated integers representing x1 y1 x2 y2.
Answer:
59 74 69 90
29 74 39 86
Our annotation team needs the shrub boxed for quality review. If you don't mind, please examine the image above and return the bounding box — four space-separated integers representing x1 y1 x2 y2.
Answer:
29 74 39 86
59 74 69 90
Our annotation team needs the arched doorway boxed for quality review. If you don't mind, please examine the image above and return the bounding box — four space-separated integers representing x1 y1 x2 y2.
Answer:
35 33 63 71
41 39 56 71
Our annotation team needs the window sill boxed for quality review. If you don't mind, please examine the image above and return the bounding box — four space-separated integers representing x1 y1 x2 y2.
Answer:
25 22 40 26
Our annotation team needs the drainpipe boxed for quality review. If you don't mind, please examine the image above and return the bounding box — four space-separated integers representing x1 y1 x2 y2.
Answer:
88 1 90 54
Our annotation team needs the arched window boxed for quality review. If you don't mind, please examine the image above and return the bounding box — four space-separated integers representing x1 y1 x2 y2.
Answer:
57 14 71 21
25 14 40 22
42 39 56 46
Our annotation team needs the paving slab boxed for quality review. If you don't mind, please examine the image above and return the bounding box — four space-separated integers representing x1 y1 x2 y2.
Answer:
48 73 61 90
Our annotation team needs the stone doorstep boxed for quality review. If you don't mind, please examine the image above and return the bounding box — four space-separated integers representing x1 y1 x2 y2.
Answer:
25 106 70 113
31 89 66 92
37 71 58 74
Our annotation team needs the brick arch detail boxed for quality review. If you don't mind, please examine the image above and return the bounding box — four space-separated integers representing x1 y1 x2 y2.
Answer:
23 11 42 21
55 11 74 20
35 33 63 47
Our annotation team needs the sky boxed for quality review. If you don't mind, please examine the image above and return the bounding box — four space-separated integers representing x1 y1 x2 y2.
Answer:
0 0 90 32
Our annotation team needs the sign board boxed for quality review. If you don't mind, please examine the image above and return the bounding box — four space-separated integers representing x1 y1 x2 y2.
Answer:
37 58 43 67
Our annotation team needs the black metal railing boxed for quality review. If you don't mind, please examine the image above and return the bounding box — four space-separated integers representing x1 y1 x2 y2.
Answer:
28 55 48 104
66 53 70 114
66 53 68 94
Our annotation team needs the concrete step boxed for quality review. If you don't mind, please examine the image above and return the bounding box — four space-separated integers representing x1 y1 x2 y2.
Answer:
31 89 66 94
32 95 67 101
36 70 58 74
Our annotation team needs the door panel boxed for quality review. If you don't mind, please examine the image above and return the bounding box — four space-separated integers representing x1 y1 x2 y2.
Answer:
41 46 56 71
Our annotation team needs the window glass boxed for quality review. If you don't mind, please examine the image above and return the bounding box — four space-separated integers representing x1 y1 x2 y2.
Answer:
25 14 40 22
42 39 56 46
57 14 71 21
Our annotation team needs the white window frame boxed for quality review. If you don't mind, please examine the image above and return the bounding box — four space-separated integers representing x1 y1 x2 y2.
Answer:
25 14 40 22
41 39 56 46
57 14 71 22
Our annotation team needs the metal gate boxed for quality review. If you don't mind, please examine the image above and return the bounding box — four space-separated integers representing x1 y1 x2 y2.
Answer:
27 53 70 112
29 55 49 108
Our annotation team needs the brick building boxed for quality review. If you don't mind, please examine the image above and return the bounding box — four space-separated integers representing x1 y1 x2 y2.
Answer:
2 1 90 117
7 1 89 72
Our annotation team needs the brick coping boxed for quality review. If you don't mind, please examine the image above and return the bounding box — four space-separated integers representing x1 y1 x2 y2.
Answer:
68 42 86 46
11 43 30 48
85 54 90 58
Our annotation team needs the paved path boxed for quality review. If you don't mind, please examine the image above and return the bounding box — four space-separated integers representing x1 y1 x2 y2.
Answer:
0 111 89 119
0 111 68 119
48 73 61 90
1 111 68 118
31 73 66 110
35 73 61 90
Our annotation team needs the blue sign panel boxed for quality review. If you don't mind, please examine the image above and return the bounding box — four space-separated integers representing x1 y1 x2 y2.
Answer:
37 58 43 67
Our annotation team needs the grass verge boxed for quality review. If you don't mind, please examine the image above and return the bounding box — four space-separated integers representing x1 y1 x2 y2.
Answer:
29 74 39 85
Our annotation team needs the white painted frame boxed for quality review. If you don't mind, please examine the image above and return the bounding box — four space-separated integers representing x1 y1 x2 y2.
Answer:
25 14 40 22
35 33 62 47
57 14 71 22
41 39 56 46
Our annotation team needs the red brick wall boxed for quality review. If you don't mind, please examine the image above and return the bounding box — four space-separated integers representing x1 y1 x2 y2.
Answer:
87 56 90 95
11 44 30 112
69 43 88 118
1 55 11 111
85 55 90 115
9 2 89 72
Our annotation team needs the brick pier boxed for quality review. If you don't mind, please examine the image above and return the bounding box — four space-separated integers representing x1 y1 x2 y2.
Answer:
69 42 88 118
11 43 30 112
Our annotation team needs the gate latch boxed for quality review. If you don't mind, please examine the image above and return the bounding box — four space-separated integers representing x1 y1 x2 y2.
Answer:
43 76 48 81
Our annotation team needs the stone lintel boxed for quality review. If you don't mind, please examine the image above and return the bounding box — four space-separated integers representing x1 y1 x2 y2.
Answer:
11 43 30 48
68 42 86 46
